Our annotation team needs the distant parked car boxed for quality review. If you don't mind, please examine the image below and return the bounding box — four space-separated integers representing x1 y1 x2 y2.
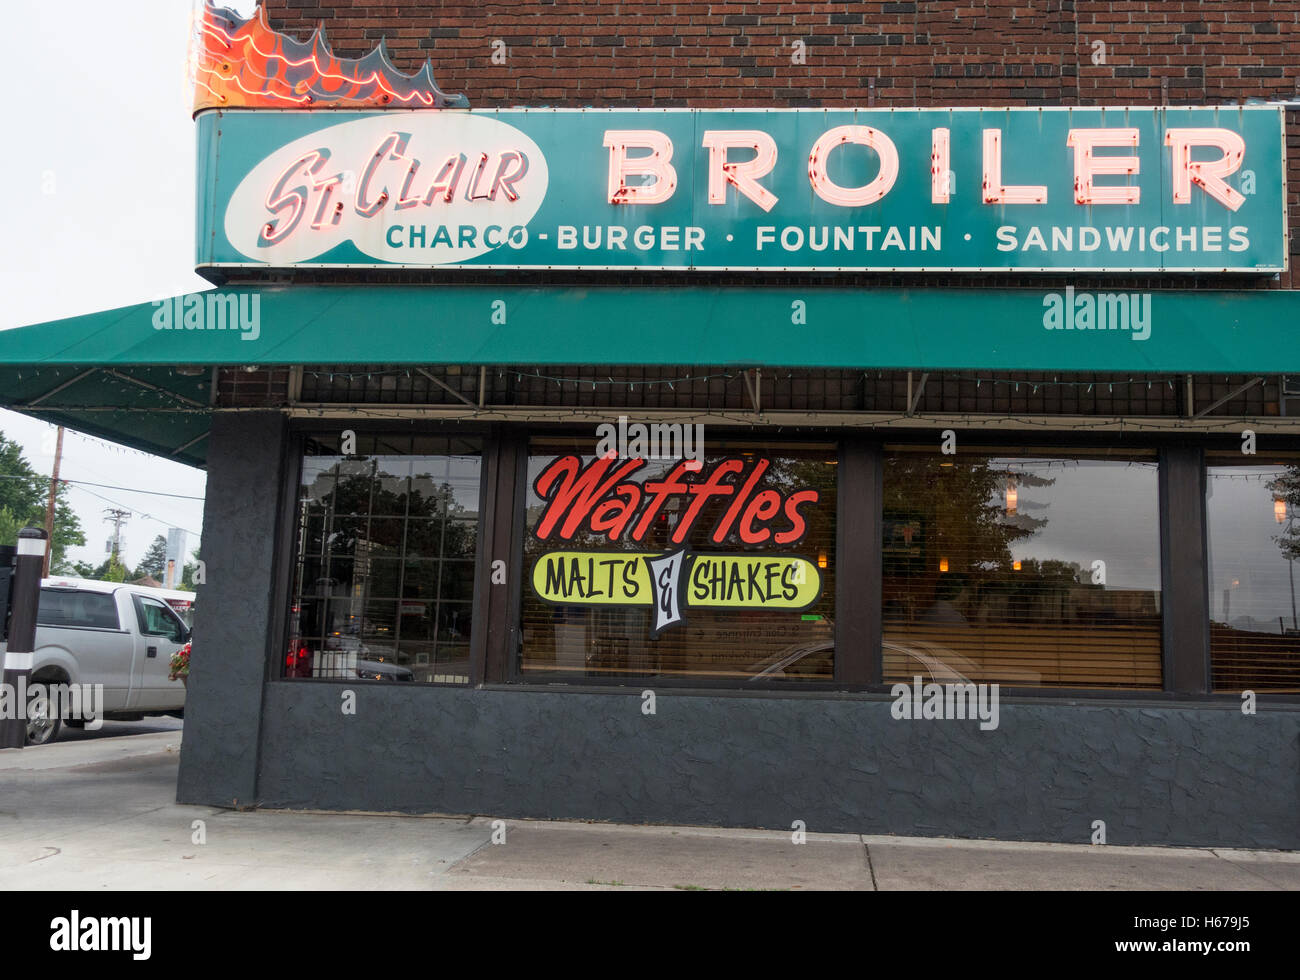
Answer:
354 659 415 682
747 638 1020 684
25 578 191 745
285 635 414 681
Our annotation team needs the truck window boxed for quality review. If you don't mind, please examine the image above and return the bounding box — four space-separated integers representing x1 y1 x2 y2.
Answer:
133 595 187 643
37 589 121 630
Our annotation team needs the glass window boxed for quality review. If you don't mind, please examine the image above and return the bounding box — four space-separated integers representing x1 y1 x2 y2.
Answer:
1207 454 1300 692
285 433 482 684
134 595 187 643
37 589 121 631
520 438 837 683
882 447 1162 689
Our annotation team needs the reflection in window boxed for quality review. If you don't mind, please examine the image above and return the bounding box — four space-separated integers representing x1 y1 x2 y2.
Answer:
882 448 1162 689
1207 455 1300 692
519 440 837 682
286 433 482 684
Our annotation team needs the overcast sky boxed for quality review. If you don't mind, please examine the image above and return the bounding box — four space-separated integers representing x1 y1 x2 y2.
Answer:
0 0 257 571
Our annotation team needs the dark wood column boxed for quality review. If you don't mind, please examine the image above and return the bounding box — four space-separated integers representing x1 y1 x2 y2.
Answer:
835 437 882 687
478 429 527 685
1160 446 1211 695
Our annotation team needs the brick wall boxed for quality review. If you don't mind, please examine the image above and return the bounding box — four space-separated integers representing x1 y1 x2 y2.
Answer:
263 1 1298 108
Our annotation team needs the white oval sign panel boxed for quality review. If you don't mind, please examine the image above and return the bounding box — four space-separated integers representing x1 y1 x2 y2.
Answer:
224 113 549 265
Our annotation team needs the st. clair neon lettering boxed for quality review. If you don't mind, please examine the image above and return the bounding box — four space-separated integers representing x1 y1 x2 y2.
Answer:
604 126 1250 210
259 131 531 245
532 455 820 547
261 148 332 246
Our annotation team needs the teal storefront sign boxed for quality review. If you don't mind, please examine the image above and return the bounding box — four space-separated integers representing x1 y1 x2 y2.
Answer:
197 106 1285 273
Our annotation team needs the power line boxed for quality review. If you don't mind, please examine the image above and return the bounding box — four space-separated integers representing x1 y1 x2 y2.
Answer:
0 471 204 540
0 472 205 500
72 484 202 539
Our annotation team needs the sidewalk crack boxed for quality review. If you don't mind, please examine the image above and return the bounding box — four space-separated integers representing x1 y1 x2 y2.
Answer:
862 836 879 891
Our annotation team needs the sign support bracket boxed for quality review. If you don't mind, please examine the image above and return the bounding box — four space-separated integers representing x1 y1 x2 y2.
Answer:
416 368 476 408
1192 376 1264 420
906 371 929 417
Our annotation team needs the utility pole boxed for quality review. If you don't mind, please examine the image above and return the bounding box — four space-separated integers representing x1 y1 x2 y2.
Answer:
103 508 131 565
41 425 64 577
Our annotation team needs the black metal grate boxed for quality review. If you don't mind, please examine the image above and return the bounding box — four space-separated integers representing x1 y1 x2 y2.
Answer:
287 365 1285 418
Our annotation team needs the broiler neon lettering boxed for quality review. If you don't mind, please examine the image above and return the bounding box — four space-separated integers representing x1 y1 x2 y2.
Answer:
602 126 1250 210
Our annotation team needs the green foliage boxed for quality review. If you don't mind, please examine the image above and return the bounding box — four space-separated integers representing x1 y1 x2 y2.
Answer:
0 435 44 517
47 482 85 574
883 455 1050 566
0 506 21 548
103 554 128 583
1268 466 1300 561
135 534 168 580
180 546 202 590
73 558 118 580
0 430 87 572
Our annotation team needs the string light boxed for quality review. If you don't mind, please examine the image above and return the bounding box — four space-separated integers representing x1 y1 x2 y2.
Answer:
296 369 1198 394
302 368 741 387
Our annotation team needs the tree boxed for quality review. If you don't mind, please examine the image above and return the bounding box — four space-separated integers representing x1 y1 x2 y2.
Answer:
0 435 44 518
103 553 128 583
71 559 100 579
135 535 168 580
180 547 202 590
0 507 22 549
1268 466 1300 561
0 431 86 572
47 483 86 574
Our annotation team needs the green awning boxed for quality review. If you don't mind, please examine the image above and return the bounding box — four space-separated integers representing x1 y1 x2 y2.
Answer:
0 365 212 467
1 284 1296 369
1 284 1297 466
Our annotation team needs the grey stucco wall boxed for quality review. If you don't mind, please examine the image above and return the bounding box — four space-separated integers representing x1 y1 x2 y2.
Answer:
176 411 288 807
253 682 1300 850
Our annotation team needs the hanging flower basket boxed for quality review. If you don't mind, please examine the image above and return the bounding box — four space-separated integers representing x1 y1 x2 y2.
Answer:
170 643 191 685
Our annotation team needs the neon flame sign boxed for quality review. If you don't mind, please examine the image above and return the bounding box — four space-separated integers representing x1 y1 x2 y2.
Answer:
194 1 467 113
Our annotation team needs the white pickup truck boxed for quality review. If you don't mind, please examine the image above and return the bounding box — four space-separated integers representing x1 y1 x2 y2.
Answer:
22 578 191 744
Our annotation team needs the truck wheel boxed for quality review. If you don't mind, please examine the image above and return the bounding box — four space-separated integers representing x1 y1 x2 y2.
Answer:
26 705 61 746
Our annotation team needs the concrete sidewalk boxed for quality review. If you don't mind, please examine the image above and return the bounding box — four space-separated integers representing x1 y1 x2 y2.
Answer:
0 732 1296 890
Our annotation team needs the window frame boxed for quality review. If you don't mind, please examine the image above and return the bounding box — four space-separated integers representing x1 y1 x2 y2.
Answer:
132 593 189 644
36 588 124 634
270 421 1300 703
504 428 849 691
276 422 493 687
878 441 1166 693
1202 449 1300 695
